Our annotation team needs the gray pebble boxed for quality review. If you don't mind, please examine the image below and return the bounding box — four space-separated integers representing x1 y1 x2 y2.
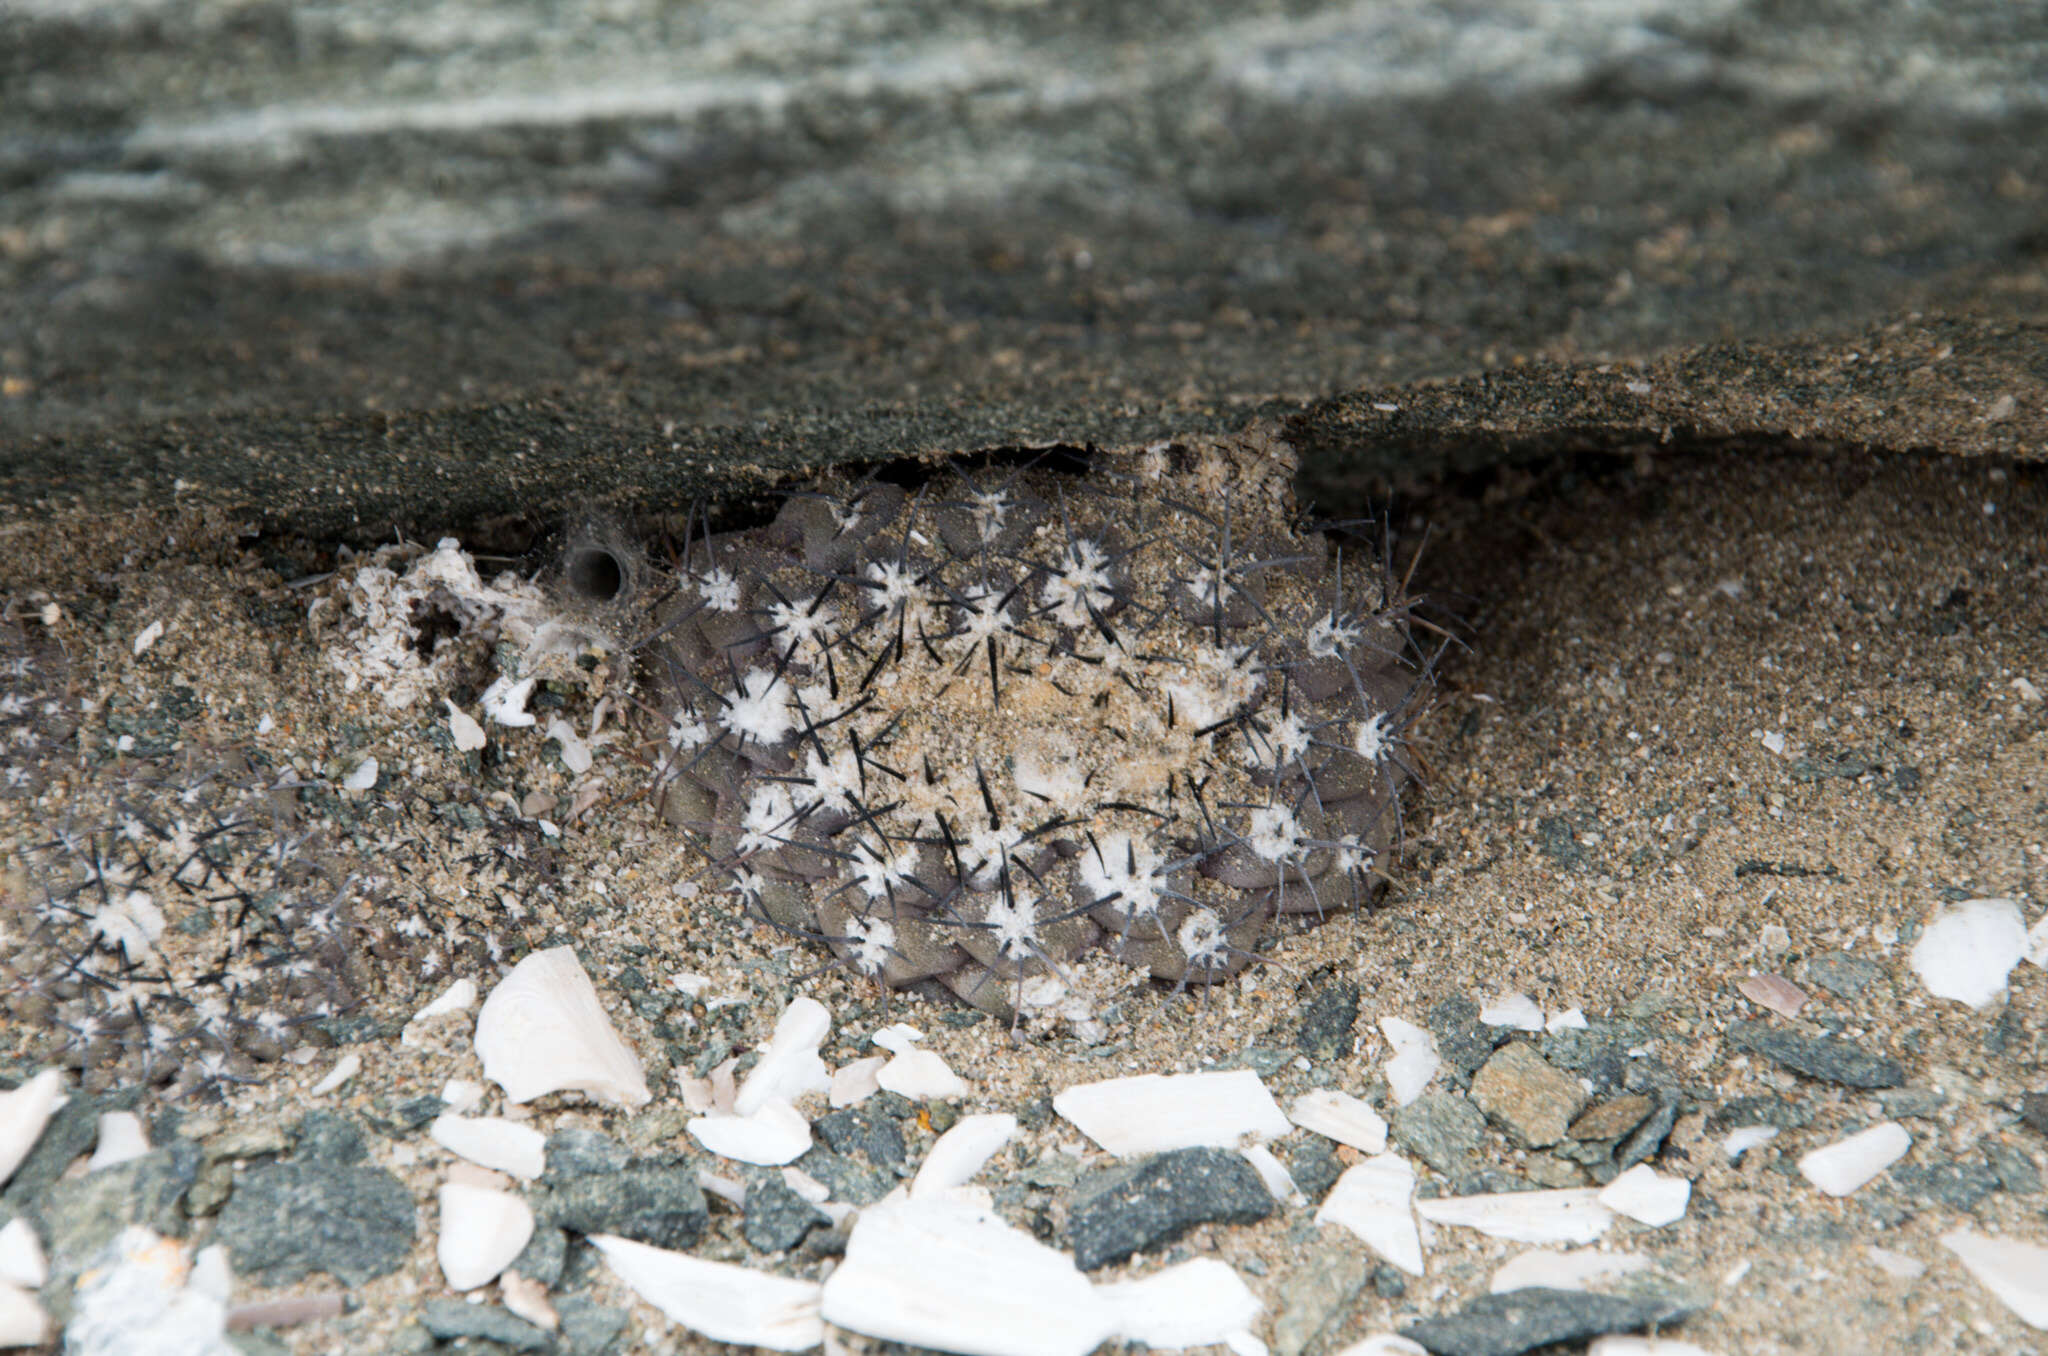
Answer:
794 1147 894 1206
1392 1093 1488 1179
1296 982 1361 1062
1428 994 1500 1084
1876 1087 1946 1120
1890 1157 2002 1212
418 1298 550 1351
743 1173 829 1253
1806 951 1884 998
1469 1044 1586 1148
1613 1096 1681 1174
218 1156 415 1287
537 1161 708 1250
1372 1264 1409 1298
1 1089 141 1212
544 1128 633 1180
509 1225 567 1287
38 1143 201 1323
1283 1137 1343 1205
814 1105 906 1171
1986 1141 2042 1195
1727 1021 1904 1088
2019 1093 2048 1137
556 1294 631 1356
1065 1147 1274 1271
1269 1243 1367 1356
1708 1096 1813 1131
292 1110 369 1166
1401 1287 1696 1356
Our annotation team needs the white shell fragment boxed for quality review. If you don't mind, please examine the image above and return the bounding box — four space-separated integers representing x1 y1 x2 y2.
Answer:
594 1234 823 1351
87 1112 150 1172
0 1282 46 1350
1415 1187 1614 1245
1053 1071 1289 1156
133 620 164 656
1797 1121 1910 1197
688 1100 813 1166
1289 1089 1389 1154
342 757 379 791
912 1114 1016 1200
431 1115 548 1181
1240 1144 1304 1205
437 1182 535 1292
1735 973 1808 1018
415 977 478 1023
445 699 488 751
1940 1228 2048 1330
1584 1339 1718 1356
309 1052 361 1097
1378 1017 1439 1107
473 947 650 1108
734 997 832 1116
830 1056 886 1109
482 674 538 727
876 1049 970 1102
1316 1154 1423 1275
822 1198 1112 1356
1479 993 1546 1032
1099 1258 1263 1349
1864 1245 1926 1281
1912 898 2027 1008
0 1218 48 1290
1330 1339 1428 1356
1491 1249 1651 1294
1722 1126 1778 1161
1596 1165 1691 1228
0 1070 68 1189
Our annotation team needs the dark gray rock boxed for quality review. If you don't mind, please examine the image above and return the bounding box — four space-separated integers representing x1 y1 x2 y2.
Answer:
1986 1142 2043 1196
545 1128 633 1180
1392 1093 1487 1179
37 1143 201 1324
1806 952 1885 998
418 1298 550 1351
1065 1147 1274 1271
1613 1096 1682 1176
814 1105 907 1172
794 1147 894 1207
1708 1096 1814 1132
1891 1158 2002 1212
1402 1287 1696 1356
509 1225 568 1287
743 1174 829 1254
557 1294 632 1356
1727 1022 1905 1088
1372 1265 1408 1299
293 1110 370 1166
1296 982 1362 1062
1877 1087 1947 1120
1283 1137 1343 1205
217 1156 415 1286
1270 1243 1368 1356
2023 1093 2048 1138
1427 995 1499 1083
538 1161 708 1250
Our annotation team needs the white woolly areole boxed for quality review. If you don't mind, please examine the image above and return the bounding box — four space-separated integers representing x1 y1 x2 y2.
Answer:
1306 611 1362 657
1040 538 1115 628
723 668 796 746
852 841 921 900
1177 908 1228 966
1353 711 1393 762
1079 833 1166 919
693 566 740 613
984 892 1041 960
845 917 897 976
1162 643 1264 729
738 785 798 856
1246 804 1305 863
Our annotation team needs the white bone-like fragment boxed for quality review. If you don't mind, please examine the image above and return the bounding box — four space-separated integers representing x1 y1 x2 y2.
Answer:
688 1099 812 1166
1414 1187 1614 1245
1912 898 2026 1008
0 1071 68 1189
1378 1018 1438 1107
473 947 649 1108
1288 1089 1389 1153
1316 1154 1423 1275
431 1115 547 1181
437 1182 534 1292
821 1198 1113 1356
1053 1071 1288 1156
1491 1248 1651 1294
1797 1121 1910 1197
734 997 832 1116
595 1234 823 1351
1099 1257 1262 1348
1596 1165 1691 1227
87 1112 150 1172
912 1114 1017 1200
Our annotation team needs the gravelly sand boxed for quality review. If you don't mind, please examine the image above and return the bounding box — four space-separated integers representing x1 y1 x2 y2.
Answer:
1 437 2042 1355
